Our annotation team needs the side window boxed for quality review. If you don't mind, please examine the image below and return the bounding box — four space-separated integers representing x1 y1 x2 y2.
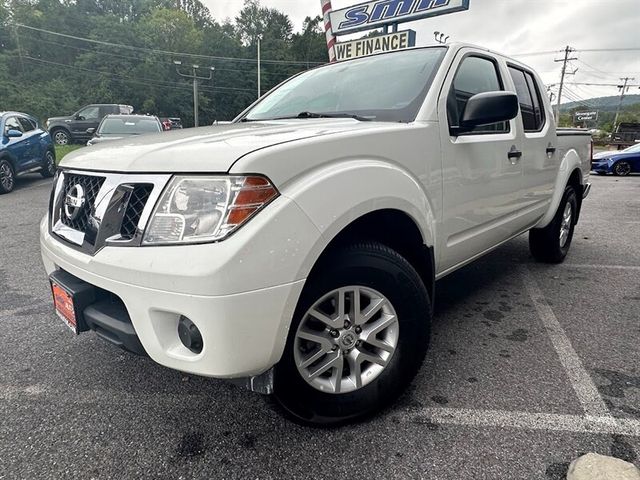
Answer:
508 66 546 132
18 117 36 132
77 106 100 120
448 56 509 134
5 117 23 133
525 71 545 130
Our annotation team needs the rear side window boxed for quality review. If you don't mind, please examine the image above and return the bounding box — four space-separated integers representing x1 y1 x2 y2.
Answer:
508 66 545 132
18 117 36 132
448 56 509 134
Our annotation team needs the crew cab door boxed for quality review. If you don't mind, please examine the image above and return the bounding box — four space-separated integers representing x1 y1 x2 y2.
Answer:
2 116 30 173
437 52 525 273
506 65 558 221
71 105 101 139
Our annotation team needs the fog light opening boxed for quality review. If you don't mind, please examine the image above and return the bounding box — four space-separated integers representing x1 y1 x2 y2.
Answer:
178 316 203 354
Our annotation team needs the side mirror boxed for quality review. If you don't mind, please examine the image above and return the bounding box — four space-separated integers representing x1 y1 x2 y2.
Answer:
86 128 96 135
75 115 85 121
453 91 519 135
6 129 23 138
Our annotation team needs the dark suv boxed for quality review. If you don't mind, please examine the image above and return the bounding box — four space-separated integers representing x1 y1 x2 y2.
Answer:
46 104 134 145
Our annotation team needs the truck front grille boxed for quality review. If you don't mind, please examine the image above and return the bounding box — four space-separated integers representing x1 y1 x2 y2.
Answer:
120 184 154 240
60 173 106 232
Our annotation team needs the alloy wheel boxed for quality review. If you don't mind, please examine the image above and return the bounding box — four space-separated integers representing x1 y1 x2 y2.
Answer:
0 162 15 191
54 131 69 146
294 286 399 394
614 162 631 176
559 202 573 248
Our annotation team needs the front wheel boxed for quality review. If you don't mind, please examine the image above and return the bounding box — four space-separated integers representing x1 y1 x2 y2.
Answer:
52 129 70 146
40 150 56 178
529 185 578 263
613 161 631 176
274 242 431 426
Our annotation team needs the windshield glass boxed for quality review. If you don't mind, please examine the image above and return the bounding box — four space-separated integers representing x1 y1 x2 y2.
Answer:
622 143 640 153
243 47 447 123
98 117 161 135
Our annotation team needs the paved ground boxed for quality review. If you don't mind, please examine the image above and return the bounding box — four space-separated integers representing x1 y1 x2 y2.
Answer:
0 172 639 479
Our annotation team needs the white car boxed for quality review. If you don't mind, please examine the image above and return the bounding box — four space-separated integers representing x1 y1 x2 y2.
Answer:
41 44 592 425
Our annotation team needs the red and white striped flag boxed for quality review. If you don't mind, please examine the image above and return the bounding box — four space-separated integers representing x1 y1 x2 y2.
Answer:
321 0 337 62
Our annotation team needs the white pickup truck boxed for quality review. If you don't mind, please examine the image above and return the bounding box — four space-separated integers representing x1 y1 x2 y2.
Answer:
41 44 592 425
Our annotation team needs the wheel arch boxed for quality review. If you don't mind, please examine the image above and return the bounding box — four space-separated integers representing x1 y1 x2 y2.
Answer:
535 148 585 229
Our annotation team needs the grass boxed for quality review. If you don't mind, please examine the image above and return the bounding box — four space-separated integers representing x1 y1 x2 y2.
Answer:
54 144 83 165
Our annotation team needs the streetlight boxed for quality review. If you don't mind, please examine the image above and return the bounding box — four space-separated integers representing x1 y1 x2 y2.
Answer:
174 60 215 127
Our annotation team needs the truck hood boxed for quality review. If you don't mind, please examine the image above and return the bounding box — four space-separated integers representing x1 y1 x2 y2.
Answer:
60 119 391 173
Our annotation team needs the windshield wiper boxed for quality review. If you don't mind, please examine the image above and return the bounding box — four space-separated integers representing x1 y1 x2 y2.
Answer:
287 111 374 121
242 112 374 122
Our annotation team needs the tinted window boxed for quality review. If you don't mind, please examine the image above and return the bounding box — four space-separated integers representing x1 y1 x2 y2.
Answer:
525 71 545 130
508 67 536 131
245 48 447 123
4 117 22 133
78 106 100 120
448 56 508 134
18 117 36 132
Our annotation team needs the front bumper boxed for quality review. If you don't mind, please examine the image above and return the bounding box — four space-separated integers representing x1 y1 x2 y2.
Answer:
40 196 320 378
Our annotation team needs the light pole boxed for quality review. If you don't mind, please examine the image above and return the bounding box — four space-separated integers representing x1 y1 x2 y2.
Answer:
174 60 215 127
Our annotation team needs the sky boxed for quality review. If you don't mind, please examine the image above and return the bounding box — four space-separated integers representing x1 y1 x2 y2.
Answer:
202 0 640 104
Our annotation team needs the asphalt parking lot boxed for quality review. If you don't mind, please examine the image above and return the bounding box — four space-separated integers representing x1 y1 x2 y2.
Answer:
0 173 638 479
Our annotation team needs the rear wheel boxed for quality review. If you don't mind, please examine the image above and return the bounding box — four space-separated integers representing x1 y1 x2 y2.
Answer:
274 242 431 426
613 161 631 176
529 185 578 263
52 129 70 146
0 159 15 194
40 150 56 178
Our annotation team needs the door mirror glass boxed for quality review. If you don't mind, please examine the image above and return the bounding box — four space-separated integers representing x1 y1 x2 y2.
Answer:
6 129 23 138
455 91 519 134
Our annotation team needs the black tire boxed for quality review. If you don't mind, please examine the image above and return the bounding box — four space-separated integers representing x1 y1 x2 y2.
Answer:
40 149 56 178
51 129 71 146
274 242 431 426
529 185 578 263
0 158 16 194
613 161 631 177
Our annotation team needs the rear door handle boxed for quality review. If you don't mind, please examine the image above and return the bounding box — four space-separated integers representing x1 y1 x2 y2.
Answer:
546 146 557 155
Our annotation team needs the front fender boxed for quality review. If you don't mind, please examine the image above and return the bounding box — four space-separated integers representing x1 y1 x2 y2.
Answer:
281 159 436 280
535 148 583 229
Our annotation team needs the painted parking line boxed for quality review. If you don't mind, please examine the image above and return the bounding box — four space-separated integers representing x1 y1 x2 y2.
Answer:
403 408 640 437
522 267 613 419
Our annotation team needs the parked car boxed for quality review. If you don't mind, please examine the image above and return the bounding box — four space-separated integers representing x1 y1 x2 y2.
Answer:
592 143 640 176
609 122 640 149
46 104 134 146
0 111 56 194
41 44 592 425
159 117 183 130
87 115 163 146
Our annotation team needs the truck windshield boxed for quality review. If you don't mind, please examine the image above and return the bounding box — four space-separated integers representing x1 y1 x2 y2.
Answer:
243 47 447 123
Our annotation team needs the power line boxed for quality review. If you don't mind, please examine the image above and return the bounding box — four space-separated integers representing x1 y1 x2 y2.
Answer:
554 46 578 121
13 23 326 66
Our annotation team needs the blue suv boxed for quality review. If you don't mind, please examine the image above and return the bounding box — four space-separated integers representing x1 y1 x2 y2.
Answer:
0 111 56 194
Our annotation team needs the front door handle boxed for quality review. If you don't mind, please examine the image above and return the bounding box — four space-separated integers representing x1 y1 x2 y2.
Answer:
546 146 557 155
508 147 522 164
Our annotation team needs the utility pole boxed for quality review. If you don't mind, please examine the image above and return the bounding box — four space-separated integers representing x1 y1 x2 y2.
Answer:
613 77 635 130
554 46 578 122
257 36 262 99
174 61 215 128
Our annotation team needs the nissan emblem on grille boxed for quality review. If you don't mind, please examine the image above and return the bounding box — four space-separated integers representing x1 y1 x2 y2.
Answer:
64 184 86 221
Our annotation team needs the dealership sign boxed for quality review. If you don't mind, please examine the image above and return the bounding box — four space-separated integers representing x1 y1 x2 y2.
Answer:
335 30 416 61
329 0 470 35
574 111 598 122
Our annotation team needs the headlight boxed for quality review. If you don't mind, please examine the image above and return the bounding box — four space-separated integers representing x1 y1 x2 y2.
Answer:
142 175 278 245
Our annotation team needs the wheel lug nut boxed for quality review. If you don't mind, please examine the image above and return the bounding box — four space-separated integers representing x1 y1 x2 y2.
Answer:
332 345 338 351
330 329 339 338
355 326 362 334
344 320 351 329
356 340 362 347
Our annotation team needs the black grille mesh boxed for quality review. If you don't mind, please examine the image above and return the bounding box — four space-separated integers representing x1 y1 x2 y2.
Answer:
120 184 154 239
60 174 105 232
